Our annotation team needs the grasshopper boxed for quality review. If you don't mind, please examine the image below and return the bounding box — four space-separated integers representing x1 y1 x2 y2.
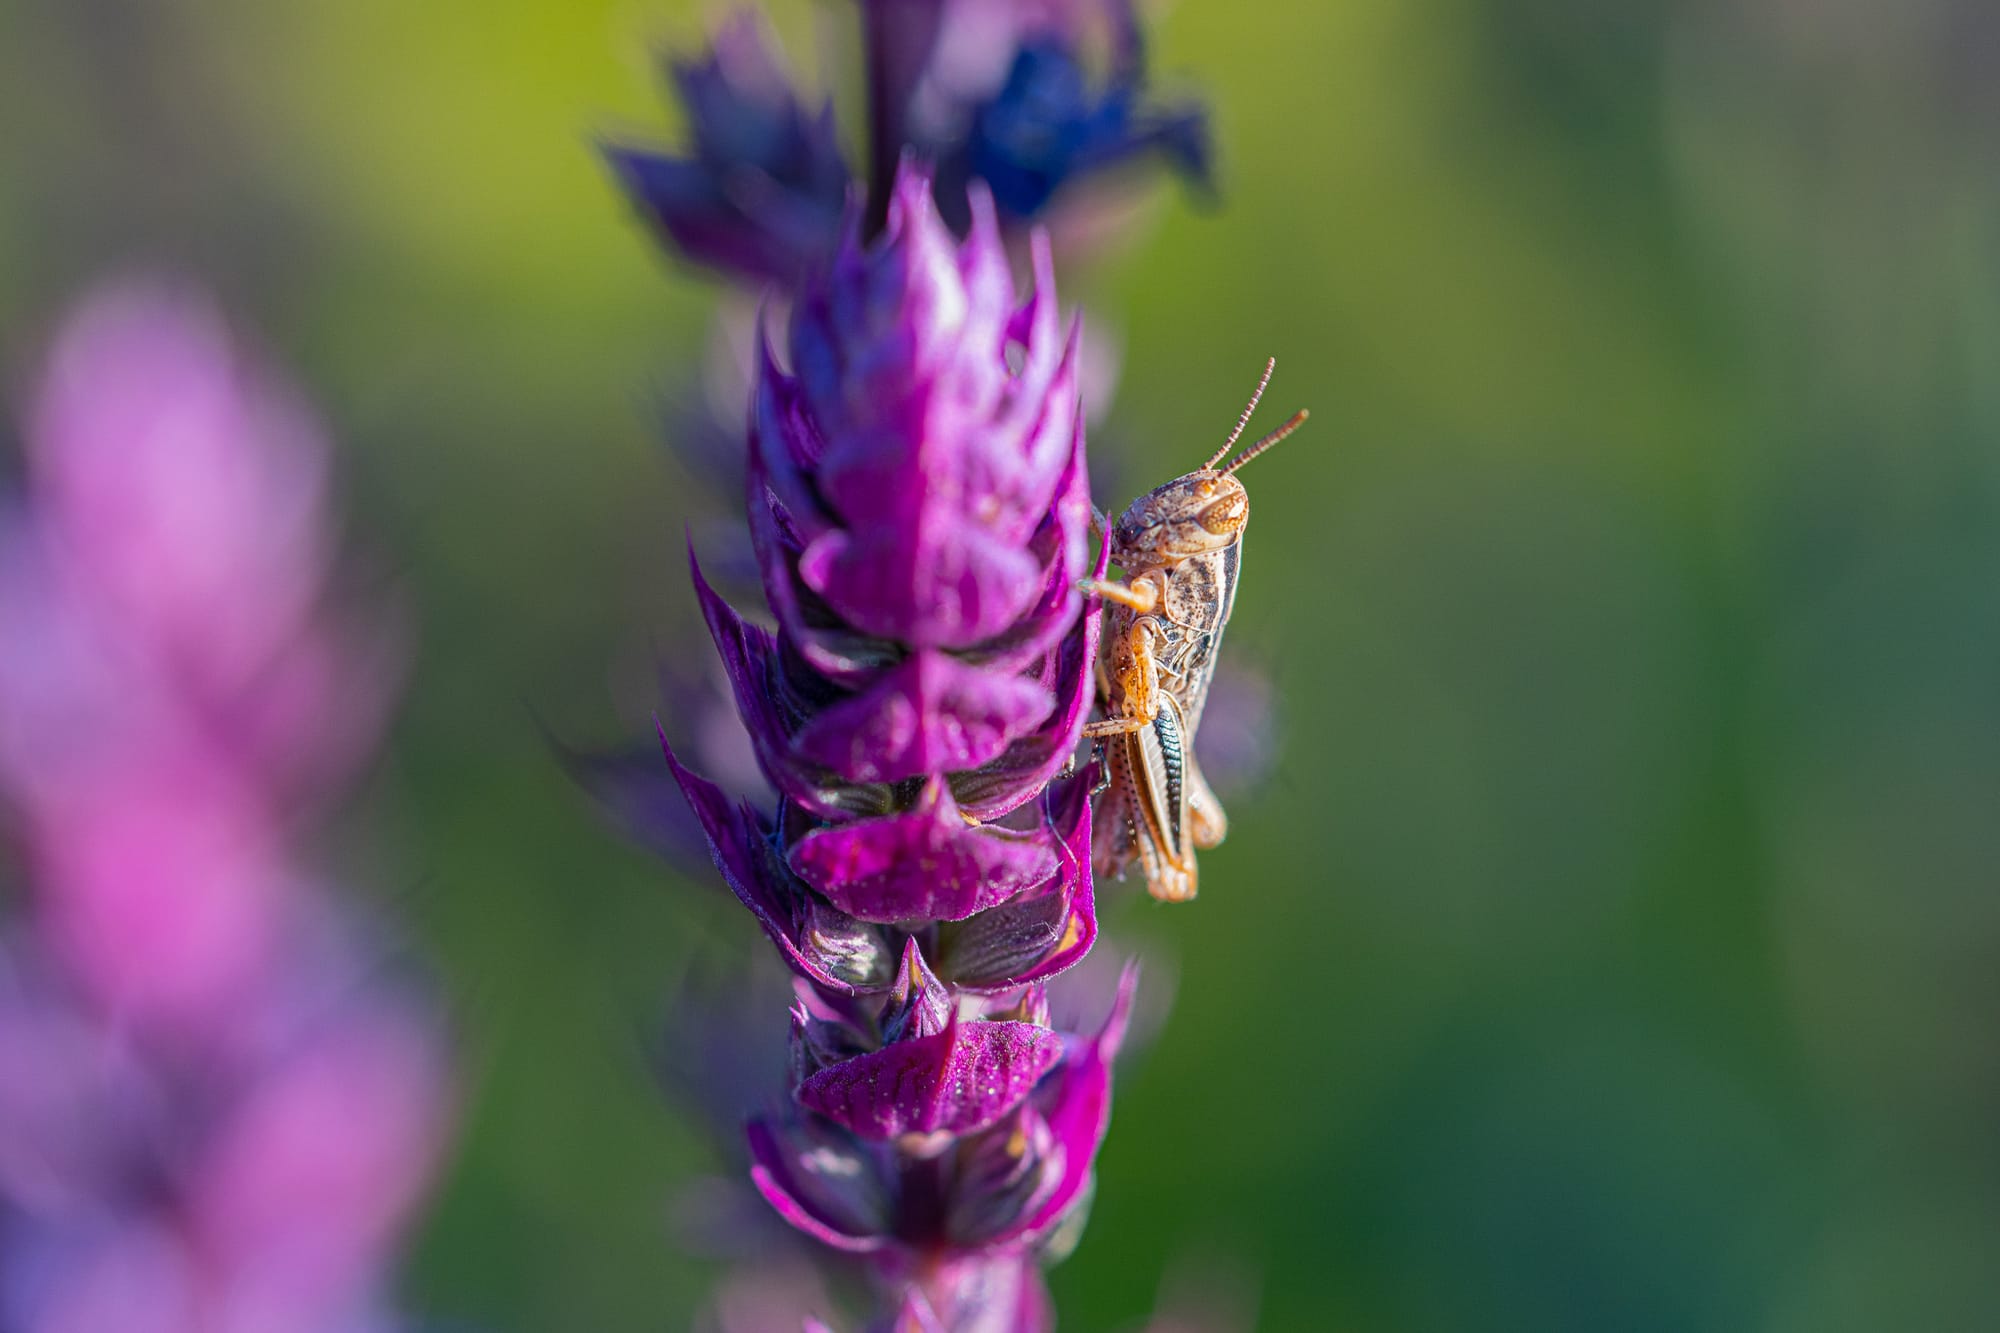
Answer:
1080 358 1309 902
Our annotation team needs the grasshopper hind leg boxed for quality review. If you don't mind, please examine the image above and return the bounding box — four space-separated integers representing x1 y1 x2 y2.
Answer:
1126 693 1202 903
1186 749 1228 850
1134 827 1198 902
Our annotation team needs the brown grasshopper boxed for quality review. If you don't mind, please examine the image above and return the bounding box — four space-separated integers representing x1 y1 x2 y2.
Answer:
1080 358 1308 902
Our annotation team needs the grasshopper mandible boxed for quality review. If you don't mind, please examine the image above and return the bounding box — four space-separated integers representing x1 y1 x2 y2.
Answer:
1080 358 1309 902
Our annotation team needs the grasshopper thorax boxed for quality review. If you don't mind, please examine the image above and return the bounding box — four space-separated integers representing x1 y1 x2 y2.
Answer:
1111 469 1249 573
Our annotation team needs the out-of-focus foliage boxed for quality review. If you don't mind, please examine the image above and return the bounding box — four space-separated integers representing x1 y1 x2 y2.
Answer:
2 0 1994 1329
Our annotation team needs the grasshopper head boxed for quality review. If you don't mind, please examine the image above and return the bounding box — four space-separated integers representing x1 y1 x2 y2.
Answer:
1112 469 1249 572
1110 361 1309 574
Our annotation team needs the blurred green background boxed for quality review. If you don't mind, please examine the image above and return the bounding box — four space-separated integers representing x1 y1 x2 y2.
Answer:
5 0 1998 1328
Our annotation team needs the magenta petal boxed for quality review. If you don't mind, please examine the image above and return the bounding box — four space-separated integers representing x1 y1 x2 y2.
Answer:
793 180 1013 484
690 543 895 819
1012 773 1099 987
798 523 1043 652
746 1116 892 1252
661 732 893 993
938 773 1097 991
950 537 1105 822
960 283 1078 538
796 1012 1061 1139
961 374 1097 672
775 176 1080 653
1005 964 1138 1248
691 544 803 771
750 335 830 527
793 649 1055 784
789 778 1058 923
749 447 901 687
960 513 1089 676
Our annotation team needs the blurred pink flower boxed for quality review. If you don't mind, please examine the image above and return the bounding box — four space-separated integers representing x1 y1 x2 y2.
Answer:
25 282 330 695
0 279 449 1332
0 281 395 1033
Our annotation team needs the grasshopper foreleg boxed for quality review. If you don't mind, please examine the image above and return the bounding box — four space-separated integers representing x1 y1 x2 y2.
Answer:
1081 615 1163 739
1076 574 1160 615
1087 740 1111 799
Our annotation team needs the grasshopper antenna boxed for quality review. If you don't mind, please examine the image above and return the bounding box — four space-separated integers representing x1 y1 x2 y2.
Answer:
1222 407 1310 475
1204 357 1277 470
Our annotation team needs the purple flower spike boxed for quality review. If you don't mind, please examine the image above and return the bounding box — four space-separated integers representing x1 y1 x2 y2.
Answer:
606 11 851 286
608 0 1245 1323
647 153 1143 1331
0 280 448 1332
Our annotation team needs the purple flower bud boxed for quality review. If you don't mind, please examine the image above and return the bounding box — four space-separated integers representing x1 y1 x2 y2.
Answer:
945 964 1131 1251
866 0 1210 231
761 181 1089 646
0 282 390 1031
880 938 954 1043
605 12 851 286
966 32 1210 222
787 778 1060 924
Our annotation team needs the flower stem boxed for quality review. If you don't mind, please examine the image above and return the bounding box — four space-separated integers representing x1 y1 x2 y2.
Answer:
860 0 938 238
